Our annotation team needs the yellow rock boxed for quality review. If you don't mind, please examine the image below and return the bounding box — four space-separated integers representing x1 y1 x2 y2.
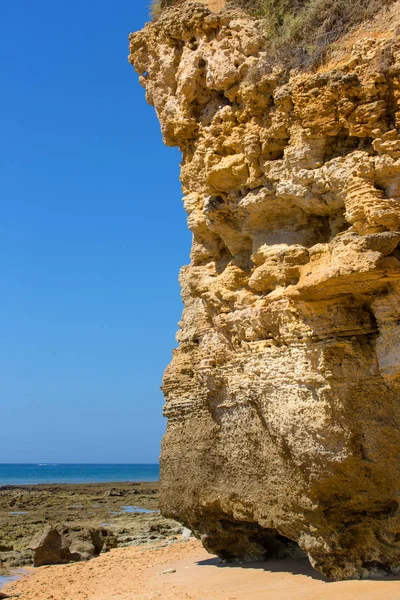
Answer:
130 0 400 580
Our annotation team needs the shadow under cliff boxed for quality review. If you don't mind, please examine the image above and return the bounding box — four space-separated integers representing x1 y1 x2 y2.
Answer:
195 556 400 583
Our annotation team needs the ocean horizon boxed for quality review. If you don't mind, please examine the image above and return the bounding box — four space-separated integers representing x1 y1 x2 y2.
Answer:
0 463 160 485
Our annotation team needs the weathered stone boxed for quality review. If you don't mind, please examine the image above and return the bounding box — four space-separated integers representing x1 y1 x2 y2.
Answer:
105 488 125 497
64 527 104 562
29 527 64 567
130 1 400 580
29 526 104 567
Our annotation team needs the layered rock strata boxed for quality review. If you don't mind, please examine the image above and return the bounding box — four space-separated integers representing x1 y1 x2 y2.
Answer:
129 2 400 579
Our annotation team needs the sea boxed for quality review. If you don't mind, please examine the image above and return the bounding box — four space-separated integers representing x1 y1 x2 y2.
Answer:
0 463 159 486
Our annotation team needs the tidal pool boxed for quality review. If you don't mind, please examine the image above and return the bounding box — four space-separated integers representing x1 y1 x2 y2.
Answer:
108 505 156 515
121 505 155 514
0 569 27 590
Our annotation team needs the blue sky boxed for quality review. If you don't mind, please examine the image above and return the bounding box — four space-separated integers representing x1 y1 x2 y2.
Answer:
0 1 191 463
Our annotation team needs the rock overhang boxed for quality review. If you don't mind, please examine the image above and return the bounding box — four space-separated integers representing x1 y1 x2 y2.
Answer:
129 1 400 580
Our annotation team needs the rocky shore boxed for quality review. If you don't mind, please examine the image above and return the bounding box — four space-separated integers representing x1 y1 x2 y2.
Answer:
0 482 182 575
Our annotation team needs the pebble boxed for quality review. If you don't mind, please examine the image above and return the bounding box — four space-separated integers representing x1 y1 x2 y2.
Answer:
160 568 176 575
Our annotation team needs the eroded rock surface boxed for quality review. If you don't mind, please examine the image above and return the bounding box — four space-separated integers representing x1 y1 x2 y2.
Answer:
29 526 104 567
129 1 400 579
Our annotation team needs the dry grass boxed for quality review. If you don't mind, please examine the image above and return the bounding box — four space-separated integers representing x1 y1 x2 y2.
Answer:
149 0 176 19
230 0 397 65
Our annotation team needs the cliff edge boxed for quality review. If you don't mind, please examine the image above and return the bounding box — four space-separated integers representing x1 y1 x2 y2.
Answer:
129 1 400 579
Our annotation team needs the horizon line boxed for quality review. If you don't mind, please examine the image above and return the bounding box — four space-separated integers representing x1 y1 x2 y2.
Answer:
0 462 160 465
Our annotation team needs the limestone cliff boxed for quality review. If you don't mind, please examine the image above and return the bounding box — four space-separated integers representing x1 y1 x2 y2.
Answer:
129 1 400 579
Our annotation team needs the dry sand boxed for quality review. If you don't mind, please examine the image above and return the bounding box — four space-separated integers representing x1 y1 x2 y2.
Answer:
4 538 400 600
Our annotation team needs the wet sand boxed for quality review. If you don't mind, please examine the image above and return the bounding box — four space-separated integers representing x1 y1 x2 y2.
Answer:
4 538 400 600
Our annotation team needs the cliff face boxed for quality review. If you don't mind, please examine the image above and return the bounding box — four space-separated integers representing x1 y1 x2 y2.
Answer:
129 2 400 579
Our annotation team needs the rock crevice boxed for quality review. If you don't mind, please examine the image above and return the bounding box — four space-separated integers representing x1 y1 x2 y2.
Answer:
130 1 400 579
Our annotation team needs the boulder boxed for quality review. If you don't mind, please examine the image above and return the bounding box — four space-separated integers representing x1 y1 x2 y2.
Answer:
64 527 104 561
29 526 104 567
29 527 64 567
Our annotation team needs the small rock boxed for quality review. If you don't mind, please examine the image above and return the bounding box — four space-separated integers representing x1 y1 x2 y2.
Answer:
170 526 183 535
106 488 124 497
182 527 193 539
161 568 176 575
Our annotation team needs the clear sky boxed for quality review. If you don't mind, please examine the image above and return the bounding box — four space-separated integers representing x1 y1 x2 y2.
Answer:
0 1 191 463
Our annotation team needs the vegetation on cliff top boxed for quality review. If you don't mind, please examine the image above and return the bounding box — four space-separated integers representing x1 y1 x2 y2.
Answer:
150 0 397 65
235 0 397 64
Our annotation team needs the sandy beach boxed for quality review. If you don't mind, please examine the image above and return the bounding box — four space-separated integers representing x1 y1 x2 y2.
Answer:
2 482 399 598
3 537 400 600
